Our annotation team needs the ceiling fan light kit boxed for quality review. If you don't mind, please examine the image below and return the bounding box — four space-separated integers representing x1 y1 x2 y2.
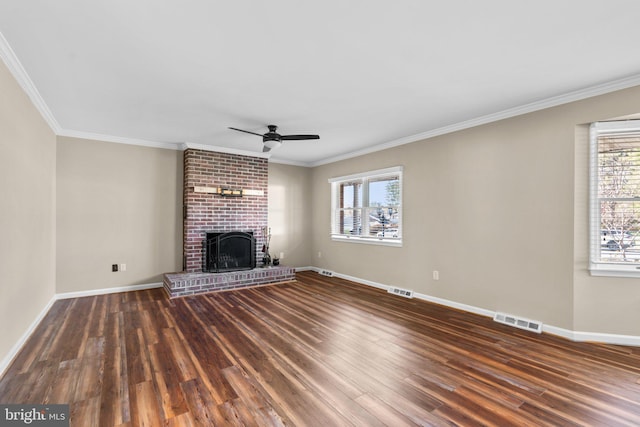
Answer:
263 139 282 151
229 124 320 152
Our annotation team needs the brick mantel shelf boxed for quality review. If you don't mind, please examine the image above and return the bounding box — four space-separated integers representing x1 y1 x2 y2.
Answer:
193 186 265 197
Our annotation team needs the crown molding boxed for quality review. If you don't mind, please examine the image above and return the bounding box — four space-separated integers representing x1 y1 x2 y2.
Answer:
58 131 275 159
58 128 181 150
3 24 640 167
181 142 271 159
0 31 61 133
267 156 312 167
308 73 640 167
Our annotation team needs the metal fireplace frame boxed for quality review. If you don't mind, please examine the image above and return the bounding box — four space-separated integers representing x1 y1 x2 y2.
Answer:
204 231 256 273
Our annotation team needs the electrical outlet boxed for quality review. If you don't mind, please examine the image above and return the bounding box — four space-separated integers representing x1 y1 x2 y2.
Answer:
120 263 127 272
112 264 118 272
279 252 284 259
433 270 439 280
318 251 322 258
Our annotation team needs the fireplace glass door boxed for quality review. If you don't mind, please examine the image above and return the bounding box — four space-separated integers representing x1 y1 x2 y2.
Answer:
205 231 256 272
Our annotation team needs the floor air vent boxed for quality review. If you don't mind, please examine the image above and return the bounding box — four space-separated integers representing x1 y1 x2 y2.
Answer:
494 312 543 334
388 287 414 298
319 270 334 277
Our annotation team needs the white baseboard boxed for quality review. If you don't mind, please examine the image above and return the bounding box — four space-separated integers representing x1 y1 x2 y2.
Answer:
56 282 163 300
304 267 640 347
543 325 640 347
413 292 495 318
333 271 390 291
0 296 56 378
542 325 576 342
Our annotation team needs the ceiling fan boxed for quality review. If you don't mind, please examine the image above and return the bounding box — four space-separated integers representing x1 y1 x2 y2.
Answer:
228 125 320 152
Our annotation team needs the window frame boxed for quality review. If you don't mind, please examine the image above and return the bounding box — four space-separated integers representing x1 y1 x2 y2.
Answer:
329 166 403 247
589 120 640 277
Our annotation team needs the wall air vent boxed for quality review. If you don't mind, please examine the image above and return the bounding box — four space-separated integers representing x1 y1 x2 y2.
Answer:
494 312 543 334
388 287 414 299
319 270 334 277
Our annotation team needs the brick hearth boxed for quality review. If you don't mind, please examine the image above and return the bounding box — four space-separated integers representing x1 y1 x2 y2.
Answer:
164 266 296 298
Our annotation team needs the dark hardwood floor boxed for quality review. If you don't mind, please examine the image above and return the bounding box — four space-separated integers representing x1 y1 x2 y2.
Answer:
1 271 640 426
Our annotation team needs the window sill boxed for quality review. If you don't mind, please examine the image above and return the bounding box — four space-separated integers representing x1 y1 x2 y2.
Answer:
590 263 640 278
331 235 403 247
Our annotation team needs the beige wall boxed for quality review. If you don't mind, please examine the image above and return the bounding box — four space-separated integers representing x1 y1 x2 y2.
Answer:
311 85 640 336
311 119 575 330
268 163 312 267
3 52 640 378
0 60 56 367
55 141 312 295
56 137 183 293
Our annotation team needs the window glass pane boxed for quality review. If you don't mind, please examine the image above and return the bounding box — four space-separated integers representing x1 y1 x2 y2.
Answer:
336 209 362 235
598 136 640 198
598 201 640 262
340 182 362 208
366 207 400 238
368 176 400 207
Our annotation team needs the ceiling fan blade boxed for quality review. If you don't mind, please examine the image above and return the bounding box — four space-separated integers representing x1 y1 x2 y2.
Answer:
228 127 265 137
280 134 320 141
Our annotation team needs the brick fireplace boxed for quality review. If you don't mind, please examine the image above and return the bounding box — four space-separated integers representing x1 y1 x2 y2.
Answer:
183 148 268 272
163 148 295 298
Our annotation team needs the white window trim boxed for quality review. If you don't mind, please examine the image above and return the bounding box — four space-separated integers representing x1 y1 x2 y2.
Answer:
589 120 640 277
329 166 403 247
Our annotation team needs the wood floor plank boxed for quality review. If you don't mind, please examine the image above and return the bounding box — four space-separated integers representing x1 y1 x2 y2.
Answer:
70 396 101 427
2 271 640 426
164 411 197 427
220 398 259 427
180 377 231 426
33 299 76 365
134 381 163 427
44 358 80 404
146 341 188 420
221 365 285 426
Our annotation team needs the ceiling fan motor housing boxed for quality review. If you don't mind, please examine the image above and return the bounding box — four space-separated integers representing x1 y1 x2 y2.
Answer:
264 125 281 142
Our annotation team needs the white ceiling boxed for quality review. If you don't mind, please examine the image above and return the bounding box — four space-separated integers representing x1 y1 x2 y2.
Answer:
2 1 640 166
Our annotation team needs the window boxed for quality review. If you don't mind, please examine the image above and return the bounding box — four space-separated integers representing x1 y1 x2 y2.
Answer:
590 120 640 276
329 166 402 246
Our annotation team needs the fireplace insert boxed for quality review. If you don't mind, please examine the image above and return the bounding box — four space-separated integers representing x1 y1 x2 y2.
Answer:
205 231 256 272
